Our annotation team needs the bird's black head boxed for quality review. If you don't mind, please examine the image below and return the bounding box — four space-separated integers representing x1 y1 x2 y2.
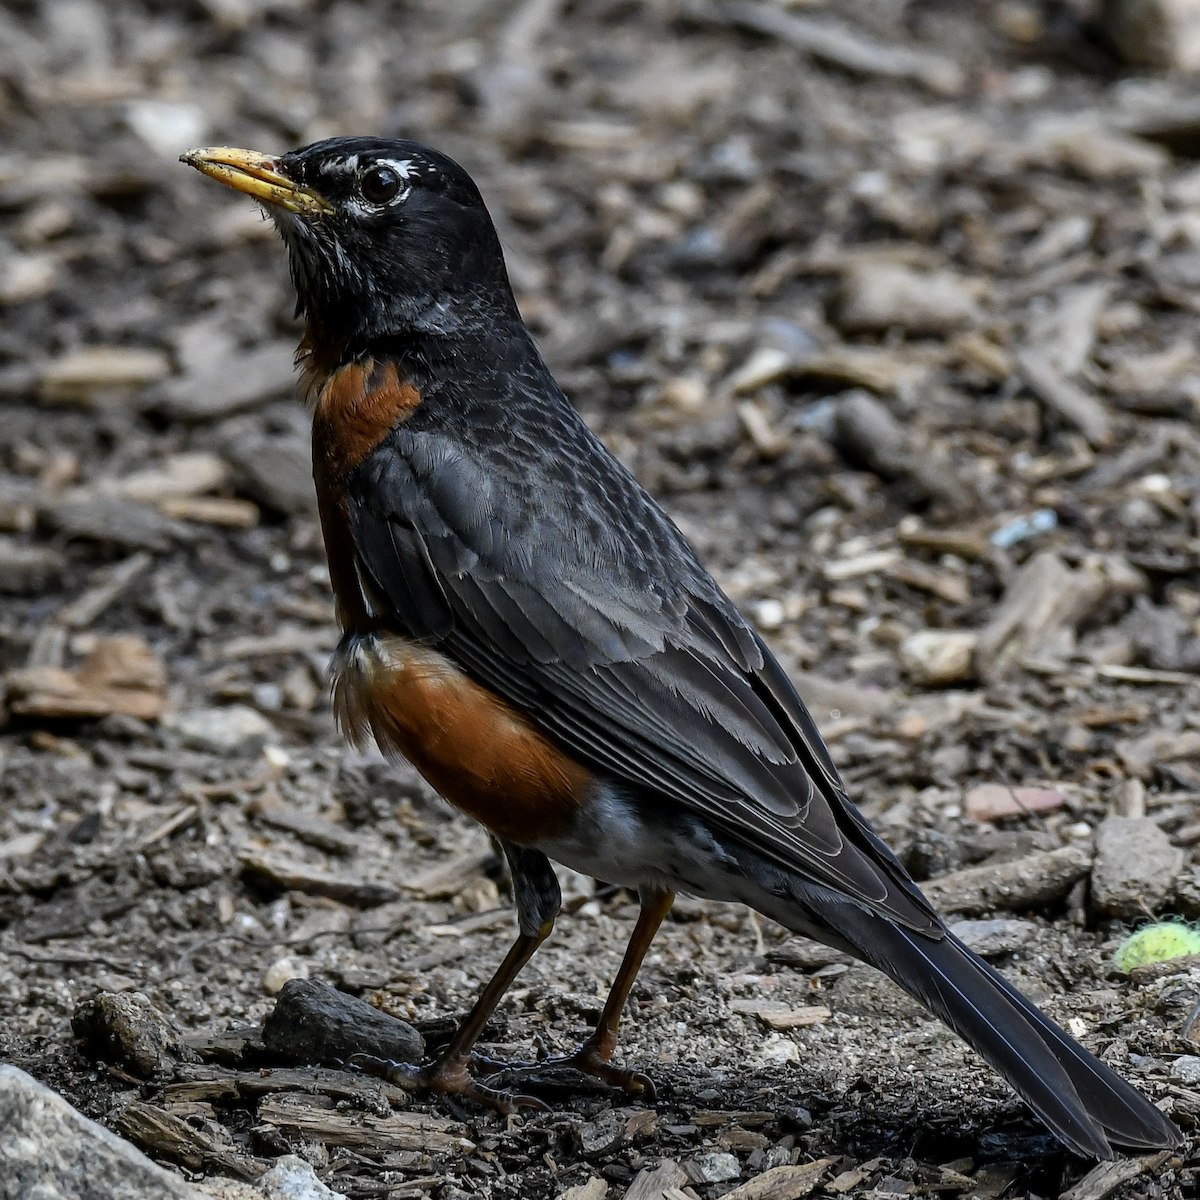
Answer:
182 137 520 354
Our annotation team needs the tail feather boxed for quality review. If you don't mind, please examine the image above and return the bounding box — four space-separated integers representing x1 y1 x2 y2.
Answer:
798 897 1181 1158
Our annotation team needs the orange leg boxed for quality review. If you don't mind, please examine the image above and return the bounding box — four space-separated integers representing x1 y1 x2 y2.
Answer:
479 887 675 1099
353 917 555 1114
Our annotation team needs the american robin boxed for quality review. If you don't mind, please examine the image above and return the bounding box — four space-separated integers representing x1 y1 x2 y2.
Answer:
183 138 1179 1159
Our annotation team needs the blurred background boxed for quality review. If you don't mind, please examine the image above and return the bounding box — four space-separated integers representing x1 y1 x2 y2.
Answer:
4 1 1200 1195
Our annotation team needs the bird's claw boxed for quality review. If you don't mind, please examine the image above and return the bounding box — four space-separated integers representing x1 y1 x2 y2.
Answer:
473 1041 657 1100
349 1053 549 1115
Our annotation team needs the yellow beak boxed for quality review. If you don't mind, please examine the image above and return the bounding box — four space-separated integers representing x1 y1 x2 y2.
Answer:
180 147 333 217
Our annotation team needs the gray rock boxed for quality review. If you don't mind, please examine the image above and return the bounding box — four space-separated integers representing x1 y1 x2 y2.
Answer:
162 706 275 755
153 342 297 422
258 1156 346 1200
688 1151 741 1184
1091 816 1184 918
227 435 315 516
262 978 423 1069
1173 1055 1200 1085
948 918 1038 959
72 991 199 1078
0 1062 204 1199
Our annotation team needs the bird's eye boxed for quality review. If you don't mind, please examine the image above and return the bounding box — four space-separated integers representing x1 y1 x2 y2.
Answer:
361 166 401 204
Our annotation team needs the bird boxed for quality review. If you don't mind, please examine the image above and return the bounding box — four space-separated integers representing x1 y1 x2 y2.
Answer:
182 137 1180 1160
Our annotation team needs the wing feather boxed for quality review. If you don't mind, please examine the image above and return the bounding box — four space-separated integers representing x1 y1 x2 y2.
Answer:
346 408 939 933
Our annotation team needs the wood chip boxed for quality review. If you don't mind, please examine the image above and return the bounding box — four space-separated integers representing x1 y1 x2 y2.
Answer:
257 1094 474 1153
896 526 989 560
54 552 151 629
166 1064 408 1107
251 790 360 856
1098 664 1200 685
886 558 970 604
157 496 260 527
1017 347 1113 447
922 845 1093 916
823 550 901 582
206 624 338 662
720 1 963 94
115 1101 265 1180
624 1160 688 1200
963 784 1066 821
718 1158 838 1200
238 852 399 908
407 848 495 899
1059 1153 1171 1200
728 999 831 1029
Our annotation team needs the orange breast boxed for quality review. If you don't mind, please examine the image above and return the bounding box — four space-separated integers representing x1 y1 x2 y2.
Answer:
332 634 593 844
307 356 422 634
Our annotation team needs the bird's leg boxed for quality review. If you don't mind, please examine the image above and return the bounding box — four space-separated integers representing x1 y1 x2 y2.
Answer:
481 886 674 1099
353 841 561 1114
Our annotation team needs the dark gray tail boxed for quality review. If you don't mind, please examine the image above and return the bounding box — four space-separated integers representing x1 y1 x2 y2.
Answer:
801 898 1181 1159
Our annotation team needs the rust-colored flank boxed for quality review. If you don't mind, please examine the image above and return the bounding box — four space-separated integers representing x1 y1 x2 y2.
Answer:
334 637 594 843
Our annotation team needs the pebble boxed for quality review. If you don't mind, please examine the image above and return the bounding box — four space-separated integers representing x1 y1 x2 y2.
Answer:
898 630 977 685
964 784 1066 822
1172 1055 1200 1085
690 1151 741 1184
835 263 982 335
162 705 275 755
258 1154 348 1200
1091 816 1184 918
261 978 423 1066
948 918 1038 958
262 957 310 996
72 990 199 1077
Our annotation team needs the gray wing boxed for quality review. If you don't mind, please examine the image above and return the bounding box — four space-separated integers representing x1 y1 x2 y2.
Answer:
346 420 940 934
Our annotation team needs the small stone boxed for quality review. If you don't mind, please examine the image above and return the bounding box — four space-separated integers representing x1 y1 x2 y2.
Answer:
1172 1055 1200 1085
72 991 199 1078
577 1109 625 1158
0 1064 204 1199
751 598 786 631
262 957 310 996
0 252 57 304
948 918 1038 958
262 978 423 1067
835 263 982 335
963 784 1066 822
690 1151 741 1184
1103 0 1200 69
1091 816 1184 918
125 100 208 158
162 705 275 755
258 1155 348 1200
898 630 977 685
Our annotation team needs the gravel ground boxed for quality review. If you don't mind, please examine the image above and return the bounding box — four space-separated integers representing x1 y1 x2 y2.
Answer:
4 1 1200 1197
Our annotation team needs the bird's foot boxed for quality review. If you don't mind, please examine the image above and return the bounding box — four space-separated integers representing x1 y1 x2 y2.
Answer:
474 1039 656 1100
349 1053 550 1116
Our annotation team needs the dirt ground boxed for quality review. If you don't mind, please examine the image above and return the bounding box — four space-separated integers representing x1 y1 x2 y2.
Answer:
5 0 1200 1197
